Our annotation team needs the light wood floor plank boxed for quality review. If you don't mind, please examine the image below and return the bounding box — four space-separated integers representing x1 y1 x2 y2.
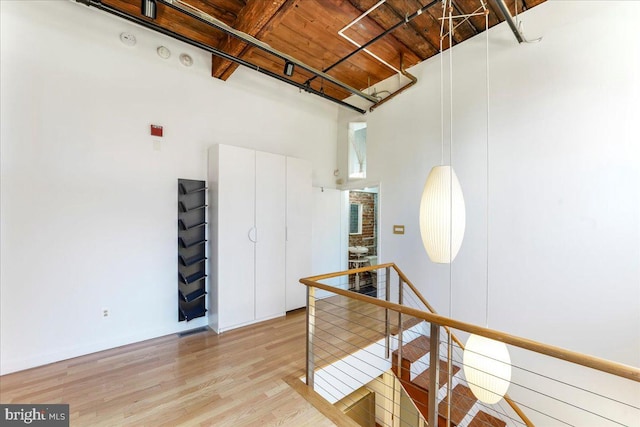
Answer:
0 310 335 426
0 295 392 426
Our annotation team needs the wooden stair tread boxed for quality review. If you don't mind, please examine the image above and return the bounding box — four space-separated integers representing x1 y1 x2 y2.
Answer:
413 359 460 391
392 335 431 363
438 384 477 426
402 316 423 330
468 411 507 427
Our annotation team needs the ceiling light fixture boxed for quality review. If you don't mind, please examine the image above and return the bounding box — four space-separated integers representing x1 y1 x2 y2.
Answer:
157 46 171 59
419 0 466 264
180 53 193 67
283 61 295 77
141 0 157 19
461 0 512 405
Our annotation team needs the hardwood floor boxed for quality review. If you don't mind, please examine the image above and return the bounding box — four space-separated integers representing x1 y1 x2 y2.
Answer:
0 294 397 426
0 310 336 426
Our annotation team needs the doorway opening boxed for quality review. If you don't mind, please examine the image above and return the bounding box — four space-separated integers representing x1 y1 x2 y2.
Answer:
346 186 379 297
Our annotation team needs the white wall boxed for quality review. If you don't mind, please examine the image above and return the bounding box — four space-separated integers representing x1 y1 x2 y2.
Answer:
344 1 639 424
0 0 338 374
311 187 346 296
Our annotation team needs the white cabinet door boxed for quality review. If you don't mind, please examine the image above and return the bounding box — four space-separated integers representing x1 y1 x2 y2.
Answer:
216 144 256 330
255 152 286 320
285 157 312 311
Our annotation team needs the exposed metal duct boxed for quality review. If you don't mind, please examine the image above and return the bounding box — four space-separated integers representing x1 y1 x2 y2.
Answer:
490 0 542 43
369 56 417 113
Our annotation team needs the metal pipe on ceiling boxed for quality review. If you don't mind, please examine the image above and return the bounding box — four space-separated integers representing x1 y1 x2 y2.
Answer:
491 0 523 42
304 0 440 87
74 0 367 114
162 0 379 104
369 56 417 112
490 0 541 43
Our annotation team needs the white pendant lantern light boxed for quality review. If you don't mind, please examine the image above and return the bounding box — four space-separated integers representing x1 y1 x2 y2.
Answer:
419 165 466 263
419 0 466 264
463 334 511 404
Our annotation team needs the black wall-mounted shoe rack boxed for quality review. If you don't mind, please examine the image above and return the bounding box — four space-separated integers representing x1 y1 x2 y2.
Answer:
177 179 207 322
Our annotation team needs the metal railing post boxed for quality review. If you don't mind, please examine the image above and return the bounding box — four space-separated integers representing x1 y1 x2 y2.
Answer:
398 274 404 305
397 274 404 376
306 285 315 388
429 323 440 427
385 266 391 358
446 331 452 427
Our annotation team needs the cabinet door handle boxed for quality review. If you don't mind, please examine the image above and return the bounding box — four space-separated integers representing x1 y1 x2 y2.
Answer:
248 227 257 243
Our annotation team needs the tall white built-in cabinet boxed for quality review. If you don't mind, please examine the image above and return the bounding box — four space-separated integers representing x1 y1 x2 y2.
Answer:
208 144 312 333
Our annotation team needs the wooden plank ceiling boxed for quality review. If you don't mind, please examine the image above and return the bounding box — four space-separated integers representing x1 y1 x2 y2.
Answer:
102 0 546 105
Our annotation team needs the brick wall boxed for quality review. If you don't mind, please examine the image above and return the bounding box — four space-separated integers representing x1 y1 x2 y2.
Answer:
349 191 377 256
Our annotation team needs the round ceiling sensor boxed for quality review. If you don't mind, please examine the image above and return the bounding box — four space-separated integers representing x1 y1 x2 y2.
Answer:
157 46 171 59
179 53 193 67
119 32 137 46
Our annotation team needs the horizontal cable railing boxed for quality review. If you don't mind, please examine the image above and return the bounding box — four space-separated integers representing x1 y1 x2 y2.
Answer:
301 263 640 427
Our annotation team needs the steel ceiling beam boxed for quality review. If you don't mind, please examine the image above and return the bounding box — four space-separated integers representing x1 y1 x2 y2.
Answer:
162 0 379 104
74 0 368 113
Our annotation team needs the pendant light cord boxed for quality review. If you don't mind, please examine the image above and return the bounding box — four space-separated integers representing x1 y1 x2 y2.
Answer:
449 0 455 377
447 6 455 427
439 2 446 166
484 1 490 329
448 1 455 320
449 5 453 168
439 0 453 319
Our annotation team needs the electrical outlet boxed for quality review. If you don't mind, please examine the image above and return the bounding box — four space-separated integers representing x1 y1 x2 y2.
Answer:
102 308 109 318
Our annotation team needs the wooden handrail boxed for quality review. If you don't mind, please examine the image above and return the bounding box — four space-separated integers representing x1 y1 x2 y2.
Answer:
394 265 466 350
301 264 640 384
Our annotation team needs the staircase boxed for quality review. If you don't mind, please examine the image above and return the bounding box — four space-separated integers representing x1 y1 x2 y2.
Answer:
303 263 640 427
393 334 506 427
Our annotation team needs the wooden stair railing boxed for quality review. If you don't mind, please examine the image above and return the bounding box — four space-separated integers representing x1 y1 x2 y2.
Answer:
301 263 640 427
